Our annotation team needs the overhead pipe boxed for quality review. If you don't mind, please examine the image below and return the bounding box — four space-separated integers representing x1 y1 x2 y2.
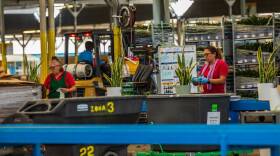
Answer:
39 0 48 84
0 0 7 72
240 0 246 17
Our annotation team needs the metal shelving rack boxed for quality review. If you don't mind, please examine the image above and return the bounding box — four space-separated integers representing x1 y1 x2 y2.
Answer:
184 14 280 96
233 13 280 97
152 22 175 47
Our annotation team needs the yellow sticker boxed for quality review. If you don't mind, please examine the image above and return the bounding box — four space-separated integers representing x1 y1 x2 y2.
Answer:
90 101 115 113
80 145 94 156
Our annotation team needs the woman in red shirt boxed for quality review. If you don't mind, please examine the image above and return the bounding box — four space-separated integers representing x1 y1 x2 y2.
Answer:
192 46 229 94
44 56 76 99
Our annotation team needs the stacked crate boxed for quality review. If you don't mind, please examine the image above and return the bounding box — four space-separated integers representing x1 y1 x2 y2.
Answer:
0 80 41 123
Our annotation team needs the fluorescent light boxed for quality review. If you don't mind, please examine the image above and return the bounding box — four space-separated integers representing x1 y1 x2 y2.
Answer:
170 0 193 18
5 8 37 14
23 30 40 34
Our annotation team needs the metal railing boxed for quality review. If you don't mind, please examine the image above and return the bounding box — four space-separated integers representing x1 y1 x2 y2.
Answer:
0 124 280 156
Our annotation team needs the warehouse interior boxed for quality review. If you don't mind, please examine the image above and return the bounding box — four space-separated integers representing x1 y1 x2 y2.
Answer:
0 0 280 156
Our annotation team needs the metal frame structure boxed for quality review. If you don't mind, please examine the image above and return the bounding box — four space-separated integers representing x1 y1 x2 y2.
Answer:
185 13 280 95
64 31 114 76
0 124 280 156
233 13 280 97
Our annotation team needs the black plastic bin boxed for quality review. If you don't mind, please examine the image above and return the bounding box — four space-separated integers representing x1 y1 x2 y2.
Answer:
17 96 146 156
146 94 230 152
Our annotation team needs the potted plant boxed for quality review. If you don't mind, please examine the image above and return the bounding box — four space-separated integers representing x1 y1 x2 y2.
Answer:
175 54 196 95
103 57 124 96
257 47 278 100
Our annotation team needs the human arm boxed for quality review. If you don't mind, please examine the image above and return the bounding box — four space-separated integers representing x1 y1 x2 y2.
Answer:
61 86 76 93
209 75 226 84
207 61 228 85
61 72 77 93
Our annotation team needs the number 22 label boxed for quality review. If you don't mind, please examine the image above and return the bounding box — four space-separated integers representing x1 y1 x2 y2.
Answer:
80 145 94 156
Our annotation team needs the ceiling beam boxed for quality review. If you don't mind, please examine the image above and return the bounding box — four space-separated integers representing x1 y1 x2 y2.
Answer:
4 0 153 7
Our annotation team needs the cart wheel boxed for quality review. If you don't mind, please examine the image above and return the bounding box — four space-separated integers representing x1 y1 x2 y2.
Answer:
104 151 118 156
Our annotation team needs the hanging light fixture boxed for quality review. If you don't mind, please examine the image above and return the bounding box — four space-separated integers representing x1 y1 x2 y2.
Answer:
33 3 64 22
170 0 194 18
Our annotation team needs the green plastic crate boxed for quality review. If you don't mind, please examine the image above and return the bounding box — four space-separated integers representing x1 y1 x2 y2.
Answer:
137 151 185 156
195 149 253 156
136 149 253 156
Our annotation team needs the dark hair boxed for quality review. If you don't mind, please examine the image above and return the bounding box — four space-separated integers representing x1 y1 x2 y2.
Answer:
205 46 223 59
51 56 64 71
51 56 63 65
85 41 94 51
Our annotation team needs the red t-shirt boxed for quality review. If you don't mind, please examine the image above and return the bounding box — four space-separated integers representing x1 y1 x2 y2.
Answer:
44 71 75 90
199 60 228 94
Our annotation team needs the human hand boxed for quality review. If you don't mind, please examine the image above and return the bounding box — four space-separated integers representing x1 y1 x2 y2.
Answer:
192 77 199 84
60 88 69 93
197 76 209 84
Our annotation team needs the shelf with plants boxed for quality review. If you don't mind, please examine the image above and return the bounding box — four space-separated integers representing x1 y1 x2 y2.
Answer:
234 15 273 40
152 23 174 46
236 69 259 78
236 42 273 52
237 15 273 26
185 25 223 42
236 90 258 98
233 14 280 97
236 88 257 91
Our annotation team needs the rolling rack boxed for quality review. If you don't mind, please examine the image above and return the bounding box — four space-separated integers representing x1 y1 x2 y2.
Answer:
233 13 280 98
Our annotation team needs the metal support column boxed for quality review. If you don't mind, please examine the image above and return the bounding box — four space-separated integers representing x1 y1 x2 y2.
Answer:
14 34 33 75
105 0 122 61
240 0 246 17
177 19 185 46
113 24 121 61
39 0 48 84
153 0 170 25
66 1 85 64
0 0 7 72
64 35 69 64
33 144 42 156
73 2 78 64
48 0 56 62
225 0 236 18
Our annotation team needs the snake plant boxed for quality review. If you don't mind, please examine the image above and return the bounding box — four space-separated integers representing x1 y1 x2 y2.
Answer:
103 57 124 87
23 54 41 83
175 54 196 85
257 47 278 83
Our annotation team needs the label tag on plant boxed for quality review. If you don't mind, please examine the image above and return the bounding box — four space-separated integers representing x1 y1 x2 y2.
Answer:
207 112 220 125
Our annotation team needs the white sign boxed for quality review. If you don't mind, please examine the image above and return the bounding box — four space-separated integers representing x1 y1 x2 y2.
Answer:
77 104 89 112
207 112 221 125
